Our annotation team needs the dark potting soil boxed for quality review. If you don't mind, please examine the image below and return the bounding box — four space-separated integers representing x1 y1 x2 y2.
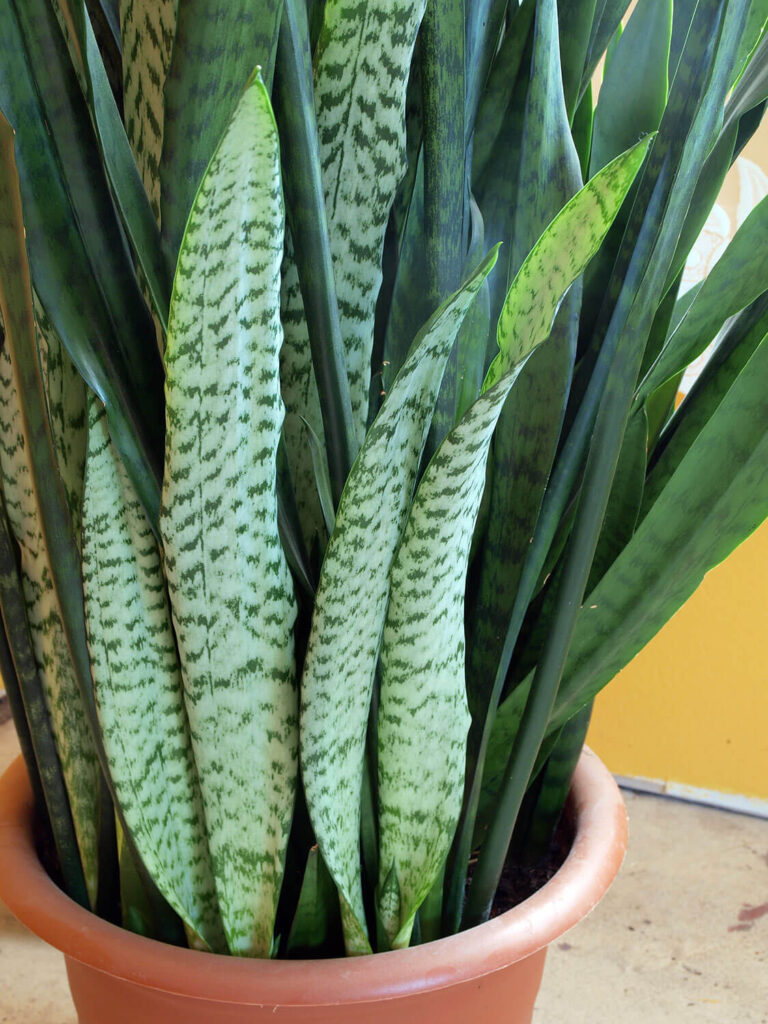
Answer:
488 811 575 917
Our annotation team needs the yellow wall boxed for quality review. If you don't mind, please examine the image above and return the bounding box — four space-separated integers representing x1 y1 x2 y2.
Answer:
588 520 768 800
587 105 768 804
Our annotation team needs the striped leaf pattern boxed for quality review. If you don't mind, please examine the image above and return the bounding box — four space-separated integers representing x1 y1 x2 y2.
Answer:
279 236 327 544
82 395 225 952
120 0 177 225
33 297 87 542
300 248 499 955
160 75 298 957
376 139 652 947
313 0 427 444
0 342 99 905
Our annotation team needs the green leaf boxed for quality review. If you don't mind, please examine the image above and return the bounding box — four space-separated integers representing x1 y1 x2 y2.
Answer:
553 333 768 733
731 0 768 87
467 1 753 930
0 483 89 907
377 140 649 948
300 415 335 538
160 74 298 957
0 2 164 524
640 191 768 401
421 0 467 453
312 0 427 444
471 0 535 185
82 396 226 952
33 300 87 544
581 0 632 93
300 249 499 956
286 846 343 955
0 118 100 906
643 295 768 514
275 0 355 545
119 0 177 225
467 0 581 764
159 0 284 278
589 0 672 176
557 0 597 119
50 0 172 327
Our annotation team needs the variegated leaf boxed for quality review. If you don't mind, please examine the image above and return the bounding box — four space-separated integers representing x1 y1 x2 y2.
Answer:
33 296 87 542
282 0 428 467
0 343 99 905
279 232 327 544
300 248 499 955
160 74 298 957
82 395 225 952
376 138 653 948
120 0 177 226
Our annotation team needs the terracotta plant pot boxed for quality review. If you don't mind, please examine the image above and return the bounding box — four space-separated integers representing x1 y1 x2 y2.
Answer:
0 747 626 1023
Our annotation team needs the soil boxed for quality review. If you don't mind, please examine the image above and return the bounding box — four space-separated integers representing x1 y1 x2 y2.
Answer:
489 810 575 917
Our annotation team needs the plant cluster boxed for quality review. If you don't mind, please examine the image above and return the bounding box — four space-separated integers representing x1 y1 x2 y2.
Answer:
1 0 767 959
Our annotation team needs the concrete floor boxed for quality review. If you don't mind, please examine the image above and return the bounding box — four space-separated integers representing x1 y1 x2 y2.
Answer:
1 719 767 1023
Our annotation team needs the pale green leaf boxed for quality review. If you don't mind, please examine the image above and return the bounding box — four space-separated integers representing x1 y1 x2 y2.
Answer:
300 249 499 955
160 74 298 957
120 0 177 225
376 137 652 948
83 396 225 952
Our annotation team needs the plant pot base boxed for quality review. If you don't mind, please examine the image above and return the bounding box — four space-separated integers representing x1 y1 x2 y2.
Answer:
0 748 625 1023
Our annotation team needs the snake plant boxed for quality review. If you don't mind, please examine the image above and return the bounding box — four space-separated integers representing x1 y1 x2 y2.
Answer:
1 0 767 959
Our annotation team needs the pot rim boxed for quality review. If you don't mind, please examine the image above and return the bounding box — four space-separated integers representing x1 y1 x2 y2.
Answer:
0 746 626 1007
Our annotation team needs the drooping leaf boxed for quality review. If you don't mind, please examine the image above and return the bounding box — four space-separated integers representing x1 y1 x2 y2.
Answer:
466 2 753 929
82 396 226 952
300 249 499 955
639 191 768 400
643 295 768 513
377 139 650 948
553 333 768 732
160 74 298 957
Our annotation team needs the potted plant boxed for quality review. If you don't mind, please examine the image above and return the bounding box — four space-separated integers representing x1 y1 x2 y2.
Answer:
1 0 767 1020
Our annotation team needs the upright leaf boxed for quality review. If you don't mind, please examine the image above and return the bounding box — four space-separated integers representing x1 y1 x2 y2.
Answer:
300 250 499 955
0 121 100 905
313 0 427 443
160 0 284 277
82 397 225 953
467 0 581 737
589 0 673 176
0 4 164 523
120 0 177 224
274 0 355 545
0 483 88 907
377 140 650 948
160 75 298 957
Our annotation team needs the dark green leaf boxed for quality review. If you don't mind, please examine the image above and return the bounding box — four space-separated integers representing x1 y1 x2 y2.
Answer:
159 0 284 276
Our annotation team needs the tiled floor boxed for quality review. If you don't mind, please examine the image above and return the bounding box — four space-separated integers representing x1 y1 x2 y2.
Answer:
1 719 767 1022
